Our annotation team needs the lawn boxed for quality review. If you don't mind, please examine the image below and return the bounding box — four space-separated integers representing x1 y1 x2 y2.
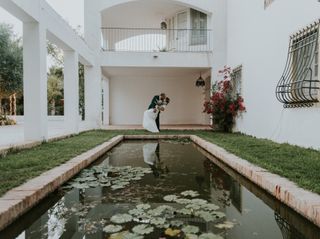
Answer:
0 130 320 197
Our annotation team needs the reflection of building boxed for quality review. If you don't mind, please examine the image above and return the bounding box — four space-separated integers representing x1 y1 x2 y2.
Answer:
275 213 306 239
204 159 242 212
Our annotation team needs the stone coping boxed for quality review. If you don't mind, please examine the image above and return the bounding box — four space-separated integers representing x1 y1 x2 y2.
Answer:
0 135 123 231
0 134 320 231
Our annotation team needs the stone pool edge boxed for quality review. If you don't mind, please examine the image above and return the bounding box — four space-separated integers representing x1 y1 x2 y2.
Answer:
189 135 320 228
0 135 124 231
1 134 320 231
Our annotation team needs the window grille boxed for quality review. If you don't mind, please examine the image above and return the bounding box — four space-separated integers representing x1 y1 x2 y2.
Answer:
276 20 320 108
231 65 243 96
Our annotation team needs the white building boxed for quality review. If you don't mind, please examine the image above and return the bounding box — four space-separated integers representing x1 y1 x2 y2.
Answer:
0 0 319 148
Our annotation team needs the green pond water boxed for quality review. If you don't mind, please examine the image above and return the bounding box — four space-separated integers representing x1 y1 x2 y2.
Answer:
1 140 320 239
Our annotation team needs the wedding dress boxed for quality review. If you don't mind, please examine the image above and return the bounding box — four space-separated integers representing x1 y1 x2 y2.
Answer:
143 109 159 133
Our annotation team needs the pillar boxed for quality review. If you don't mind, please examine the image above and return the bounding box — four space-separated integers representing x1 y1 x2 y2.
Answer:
23 21 48 141
102 78 110 125
84 65 102 128
64 50 79 134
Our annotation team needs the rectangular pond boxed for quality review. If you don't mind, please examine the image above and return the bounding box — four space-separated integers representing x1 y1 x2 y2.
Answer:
1 140 320 239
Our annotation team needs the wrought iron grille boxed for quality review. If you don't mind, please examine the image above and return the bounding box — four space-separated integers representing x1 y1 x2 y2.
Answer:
276 20 320 108
274 212 305 239
101 28 212 53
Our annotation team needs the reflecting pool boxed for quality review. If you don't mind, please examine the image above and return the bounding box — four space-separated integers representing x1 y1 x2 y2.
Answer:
1 140 319 239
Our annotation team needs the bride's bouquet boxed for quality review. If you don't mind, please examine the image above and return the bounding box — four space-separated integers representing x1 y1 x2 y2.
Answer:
155 98 169 113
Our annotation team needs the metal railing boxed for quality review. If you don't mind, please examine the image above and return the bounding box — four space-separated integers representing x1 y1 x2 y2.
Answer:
101 27 212 53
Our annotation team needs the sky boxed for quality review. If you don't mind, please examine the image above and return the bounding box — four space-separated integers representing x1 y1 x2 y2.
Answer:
0 0 84 37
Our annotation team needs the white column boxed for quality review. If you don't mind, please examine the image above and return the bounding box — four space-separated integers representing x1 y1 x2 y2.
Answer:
102 78 110 125
85 65 102 128
23 21 48 141
64 50 79 134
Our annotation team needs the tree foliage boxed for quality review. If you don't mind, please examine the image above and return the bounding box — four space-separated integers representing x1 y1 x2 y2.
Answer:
0 23 23 96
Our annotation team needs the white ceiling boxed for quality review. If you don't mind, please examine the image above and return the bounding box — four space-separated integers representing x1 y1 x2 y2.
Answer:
102 67 211 78
101 0 188 28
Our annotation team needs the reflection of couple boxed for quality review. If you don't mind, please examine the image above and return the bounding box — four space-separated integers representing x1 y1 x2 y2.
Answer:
143 93 170 133
143 143 168 177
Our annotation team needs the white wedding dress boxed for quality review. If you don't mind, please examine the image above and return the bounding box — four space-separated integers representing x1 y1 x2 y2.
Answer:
143 109 159 133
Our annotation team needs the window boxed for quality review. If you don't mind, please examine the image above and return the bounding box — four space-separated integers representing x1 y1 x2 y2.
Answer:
190 9 207 45
276 20 320 108
231 66 243 97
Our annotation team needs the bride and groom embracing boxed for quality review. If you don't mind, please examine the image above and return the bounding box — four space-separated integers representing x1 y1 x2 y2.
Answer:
143 93 170 133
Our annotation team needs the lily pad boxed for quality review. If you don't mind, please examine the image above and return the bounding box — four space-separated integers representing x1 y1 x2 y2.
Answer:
132 224 154 235
191 199 207 205
186 234 199 239
215 221 236 229
182 225 200 234
110 214 133 224
163 195 179 202
195 211 217 222
150 217 166 226
136 204 151 210
181 190 200 198
199 233 224 239
103 224 123 233
175 198 192 204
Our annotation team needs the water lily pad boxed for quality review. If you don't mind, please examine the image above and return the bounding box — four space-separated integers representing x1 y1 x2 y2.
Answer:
110 214 133 224
186 204 201 210
186 234 199 239
170 220 184 227
136 204 151 210
199 233 224 239
191 199 207 205
150 217 166 226
195 211 217 222
132 224 154 235
123 232 144 239
182 225 199 234
178 208 193 215
128 208 145 216
163 195 179 202
202 203 219 211
175 198 192 204
215 221 236 229
181 190 200 198
103 224 123 233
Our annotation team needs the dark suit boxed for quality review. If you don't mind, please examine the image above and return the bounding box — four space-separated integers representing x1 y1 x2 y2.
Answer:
148 95 160 131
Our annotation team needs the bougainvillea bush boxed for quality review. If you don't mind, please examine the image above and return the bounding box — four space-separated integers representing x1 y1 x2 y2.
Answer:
203 66 246 132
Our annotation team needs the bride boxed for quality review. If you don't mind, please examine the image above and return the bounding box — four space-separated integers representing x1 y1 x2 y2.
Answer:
143 97 170 133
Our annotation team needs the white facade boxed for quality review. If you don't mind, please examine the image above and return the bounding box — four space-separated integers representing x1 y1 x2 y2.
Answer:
1 0 320 148
227 0 320 148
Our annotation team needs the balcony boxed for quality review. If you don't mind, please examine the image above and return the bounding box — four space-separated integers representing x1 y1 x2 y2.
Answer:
101 28 213 53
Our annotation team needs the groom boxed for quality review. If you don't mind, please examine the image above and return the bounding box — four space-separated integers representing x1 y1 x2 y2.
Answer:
148 93 166 131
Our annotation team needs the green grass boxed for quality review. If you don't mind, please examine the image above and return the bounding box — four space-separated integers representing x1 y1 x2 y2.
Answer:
1 130 320 197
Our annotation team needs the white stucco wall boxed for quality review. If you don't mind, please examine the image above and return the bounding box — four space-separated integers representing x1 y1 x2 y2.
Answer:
109 76 209 125
227 0 320 148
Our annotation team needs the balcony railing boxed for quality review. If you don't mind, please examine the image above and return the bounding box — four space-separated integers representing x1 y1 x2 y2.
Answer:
101 27 212 53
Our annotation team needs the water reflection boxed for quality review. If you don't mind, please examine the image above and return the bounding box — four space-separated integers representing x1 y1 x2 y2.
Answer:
143 143 169 178
1 141 319 239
